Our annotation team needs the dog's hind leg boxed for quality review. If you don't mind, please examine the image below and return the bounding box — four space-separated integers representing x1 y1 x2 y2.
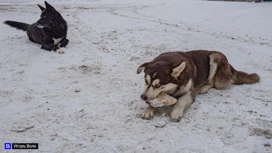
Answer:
196 54 218 94
170 92 194 122
29 37 37 43
210 52 233 89
141 106 156 120
41 43 55 51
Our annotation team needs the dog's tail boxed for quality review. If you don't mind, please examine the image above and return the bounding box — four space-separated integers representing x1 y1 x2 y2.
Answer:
230 65 260 85
4 20 30 31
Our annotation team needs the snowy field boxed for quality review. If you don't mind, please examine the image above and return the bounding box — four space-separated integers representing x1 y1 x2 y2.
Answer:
0 0 272 152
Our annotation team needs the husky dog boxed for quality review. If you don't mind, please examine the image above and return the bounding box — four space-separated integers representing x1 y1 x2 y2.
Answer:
4 1 69 53
137 50 260 121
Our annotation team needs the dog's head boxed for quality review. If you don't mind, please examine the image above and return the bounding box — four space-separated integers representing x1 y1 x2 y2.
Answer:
36 1 61 28
137 60 186 101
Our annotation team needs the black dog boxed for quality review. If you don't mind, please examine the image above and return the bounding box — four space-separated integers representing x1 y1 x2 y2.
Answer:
4 1 69 52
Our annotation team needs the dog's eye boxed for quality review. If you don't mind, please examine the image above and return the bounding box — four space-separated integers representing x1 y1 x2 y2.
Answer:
154 84 162 88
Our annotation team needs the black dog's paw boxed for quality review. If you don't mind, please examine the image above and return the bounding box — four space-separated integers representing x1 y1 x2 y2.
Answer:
60 39 69 47
41 44 54 51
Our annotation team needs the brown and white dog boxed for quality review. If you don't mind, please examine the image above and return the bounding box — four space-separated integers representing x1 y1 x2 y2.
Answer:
137 50 260 122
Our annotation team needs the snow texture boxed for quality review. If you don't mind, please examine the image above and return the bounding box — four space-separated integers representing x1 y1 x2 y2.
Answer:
0 0 271 152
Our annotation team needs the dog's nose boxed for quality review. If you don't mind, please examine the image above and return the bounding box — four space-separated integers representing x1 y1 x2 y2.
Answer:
141 94 148 101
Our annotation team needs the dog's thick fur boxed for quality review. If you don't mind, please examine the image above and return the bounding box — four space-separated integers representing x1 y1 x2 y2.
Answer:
137 50 260 121
4 1 68 52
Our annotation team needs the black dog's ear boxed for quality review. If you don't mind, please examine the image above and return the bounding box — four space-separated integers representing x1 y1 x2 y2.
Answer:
137 62 150 74
37 4 45 11
45 1 56 11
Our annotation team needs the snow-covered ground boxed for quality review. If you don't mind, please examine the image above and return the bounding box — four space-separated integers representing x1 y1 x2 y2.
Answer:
0 0 271 152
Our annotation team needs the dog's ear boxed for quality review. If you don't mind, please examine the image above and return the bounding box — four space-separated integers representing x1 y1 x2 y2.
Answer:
137 62 149 74
38 4 45 11
171 62 186 79
45 1 56 11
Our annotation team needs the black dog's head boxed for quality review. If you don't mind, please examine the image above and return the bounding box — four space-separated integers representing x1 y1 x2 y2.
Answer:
36 1 62 28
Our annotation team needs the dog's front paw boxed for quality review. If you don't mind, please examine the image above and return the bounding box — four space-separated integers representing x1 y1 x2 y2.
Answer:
170 109 183 122
56 49 65 54
141 106 155 120
60 39 69 47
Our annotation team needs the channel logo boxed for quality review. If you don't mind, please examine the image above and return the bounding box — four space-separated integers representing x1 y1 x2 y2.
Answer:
4 143 11 150
4 143 38 150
